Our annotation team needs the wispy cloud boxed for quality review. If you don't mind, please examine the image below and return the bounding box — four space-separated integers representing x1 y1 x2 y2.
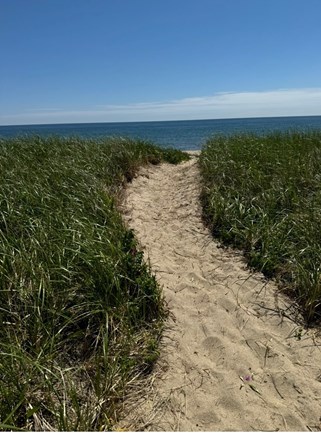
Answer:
23 107 65 112
2 88 321 125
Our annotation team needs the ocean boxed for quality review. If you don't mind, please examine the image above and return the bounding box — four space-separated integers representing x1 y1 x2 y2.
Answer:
1 116 321 150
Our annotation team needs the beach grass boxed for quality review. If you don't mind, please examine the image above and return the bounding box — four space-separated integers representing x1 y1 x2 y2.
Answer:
200 131 321 324
0 135 189 431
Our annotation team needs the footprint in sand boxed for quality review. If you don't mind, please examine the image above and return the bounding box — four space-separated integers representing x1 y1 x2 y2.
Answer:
201 336 226 368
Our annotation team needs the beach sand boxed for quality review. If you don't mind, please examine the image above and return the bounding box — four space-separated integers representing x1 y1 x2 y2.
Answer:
120 154 321 431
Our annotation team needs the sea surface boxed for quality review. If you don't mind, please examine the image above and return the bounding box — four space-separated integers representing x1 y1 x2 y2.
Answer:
1 116 321 150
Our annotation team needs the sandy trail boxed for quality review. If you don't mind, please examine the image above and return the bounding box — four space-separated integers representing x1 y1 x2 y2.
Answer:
121 155 321 431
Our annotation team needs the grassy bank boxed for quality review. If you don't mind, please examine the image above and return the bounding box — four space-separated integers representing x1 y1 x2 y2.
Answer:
200 131 321 324
0 135 189 431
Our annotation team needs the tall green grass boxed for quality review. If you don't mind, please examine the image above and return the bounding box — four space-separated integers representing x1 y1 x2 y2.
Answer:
200 131 321 324
0 135 189 431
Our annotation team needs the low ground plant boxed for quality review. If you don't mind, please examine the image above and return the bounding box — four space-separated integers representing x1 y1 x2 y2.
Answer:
200 131 321 324
0 135 189 430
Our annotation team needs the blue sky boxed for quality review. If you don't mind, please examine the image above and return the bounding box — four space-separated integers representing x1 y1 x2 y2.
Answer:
1 0 321 125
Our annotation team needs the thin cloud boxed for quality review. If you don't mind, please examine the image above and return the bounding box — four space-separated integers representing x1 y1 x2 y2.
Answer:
2 88 321 125
23 107 64 112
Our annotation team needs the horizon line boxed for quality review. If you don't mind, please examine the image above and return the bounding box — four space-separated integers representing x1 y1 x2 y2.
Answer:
2 88 321 126
2 113 321 128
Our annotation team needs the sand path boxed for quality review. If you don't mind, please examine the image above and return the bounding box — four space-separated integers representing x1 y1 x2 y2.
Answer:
121 155 321 431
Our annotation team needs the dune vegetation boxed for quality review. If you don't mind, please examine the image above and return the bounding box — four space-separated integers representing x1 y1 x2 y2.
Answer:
200 131 321 324
0 135 189 431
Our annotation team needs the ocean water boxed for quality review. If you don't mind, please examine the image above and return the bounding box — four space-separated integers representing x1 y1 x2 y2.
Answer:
1 116 321 150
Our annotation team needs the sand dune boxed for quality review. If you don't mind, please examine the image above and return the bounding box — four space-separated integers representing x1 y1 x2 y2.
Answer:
120 154 321 431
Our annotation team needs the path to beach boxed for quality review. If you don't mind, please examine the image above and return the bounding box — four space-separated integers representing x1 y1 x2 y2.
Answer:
121 154 321 431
